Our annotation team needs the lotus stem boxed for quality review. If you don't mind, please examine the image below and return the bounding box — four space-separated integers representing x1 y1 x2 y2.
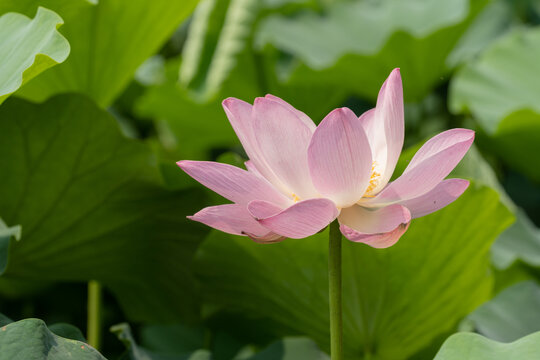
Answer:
328 220 343 360
87 280 102 350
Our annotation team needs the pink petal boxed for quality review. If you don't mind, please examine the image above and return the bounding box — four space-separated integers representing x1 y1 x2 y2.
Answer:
400 179 469 219
366 128 474 205
252 97 318 200
264 94 316 131
308 107 373 207
245 160 263 177
177 160 291 207
255 198 339 239
222 98 253 149
188 204 273 238
247 200 282 219
359 69 404 194
338 204 411 234
340 222 410 249
222 98 287 193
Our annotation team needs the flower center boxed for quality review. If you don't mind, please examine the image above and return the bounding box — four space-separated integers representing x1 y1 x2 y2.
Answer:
292 193 301 202
363 161 381 198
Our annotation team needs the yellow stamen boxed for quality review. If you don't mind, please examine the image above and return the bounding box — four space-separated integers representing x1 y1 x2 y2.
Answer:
292 193 301 202
364 161 381 196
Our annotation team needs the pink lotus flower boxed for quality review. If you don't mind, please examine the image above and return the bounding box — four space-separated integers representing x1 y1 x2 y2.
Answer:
177 69 473 248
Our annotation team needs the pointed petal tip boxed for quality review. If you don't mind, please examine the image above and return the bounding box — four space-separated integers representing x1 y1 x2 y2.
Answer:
455 178 470 188
176 160 189 169
335 107 356 116
443 128 476 146
447 178 470 197
221 97 234 106
222 97 251 112
321 107 358 125
254 95 287 108
382 68 402 84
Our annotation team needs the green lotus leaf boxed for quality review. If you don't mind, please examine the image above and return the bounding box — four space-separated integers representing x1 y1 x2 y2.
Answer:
434 331 540 360
0 7 69 104
196 185 512 360
0 0 198 107
0 94 209 323
0 318 106 360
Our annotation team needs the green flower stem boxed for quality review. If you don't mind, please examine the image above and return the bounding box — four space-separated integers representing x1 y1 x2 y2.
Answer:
328 220 343 360
87 280 102 350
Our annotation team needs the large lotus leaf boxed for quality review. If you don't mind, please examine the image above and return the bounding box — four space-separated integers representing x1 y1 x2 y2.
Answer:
0 94 209 323
449 28 540 134
0 7 69 105
0 318 106 360
255 0 487 101
0 0 198 107
433 331 540 360
196 185 512 360
467 281 540 342
0 218 21 276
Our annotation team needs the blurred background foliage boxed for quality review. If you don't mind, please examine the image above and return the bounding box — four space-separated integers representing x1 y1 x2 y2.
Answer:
1 0 540 359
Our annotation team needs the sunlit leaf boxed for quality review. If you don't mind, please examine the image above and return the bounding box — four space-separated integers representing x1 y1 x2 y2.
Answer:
0 94 209 322
0 0 198 107
434 331 540 359
0 7 69 104
196 185 513 360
